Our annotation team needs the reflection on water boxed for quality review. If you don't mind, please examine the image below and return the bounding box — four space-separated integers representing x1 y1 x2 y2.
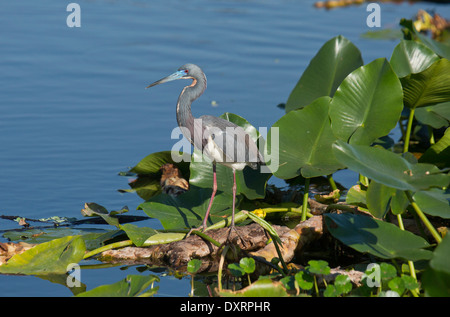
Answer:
0 0 448 296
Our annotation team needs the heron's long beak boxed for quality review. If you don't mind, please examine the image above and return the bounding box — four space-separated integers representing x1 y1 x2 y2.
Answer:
146 70 185 88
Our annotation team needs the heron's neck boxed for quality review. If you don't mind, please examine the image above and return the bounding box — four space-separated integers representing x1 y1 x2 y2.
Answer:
176 75 207 143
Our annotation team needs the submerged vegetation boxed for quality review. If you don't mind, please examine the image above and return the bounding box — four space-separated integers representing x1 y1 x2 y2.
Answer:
1 18 450 297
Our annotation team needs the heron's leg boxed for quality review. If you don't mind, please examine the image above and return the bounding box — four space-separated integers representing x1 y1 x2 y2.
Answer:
202 162 217 229
231 169 237 228
226 169 247 247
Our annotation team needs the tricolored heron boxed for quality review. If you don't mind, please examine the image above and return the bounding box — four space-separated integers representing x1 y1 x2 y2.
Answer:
147 64 264 238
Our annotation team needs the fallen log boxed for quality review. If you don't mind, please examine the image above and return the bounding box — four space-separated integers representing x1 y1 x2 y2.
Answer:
99 216 325 273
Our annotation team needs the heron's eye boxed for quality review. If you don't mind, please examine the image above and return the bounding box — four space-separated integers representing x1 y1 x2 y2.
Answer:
184 70 189 74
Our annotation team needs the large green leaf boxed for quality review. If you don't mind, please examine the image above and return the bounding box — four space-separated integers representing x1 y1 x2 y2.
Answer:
329 58 403 145
399 18 450 60
390 40 440 78
129 151 190 176
401 58 450 109
189 113 270 200
414 31 450 60
366 181 409 218
325 213 432 261
119 223 158 247
122 151 190 200
77 274 159 297
285 35 363 112
269 96 344 179
422 234 450 296
415 102 450 129
138 185 235 229
414 189 450 219
366 181 395 218
419 127 450 169
332 140 450 191
0 236 86 275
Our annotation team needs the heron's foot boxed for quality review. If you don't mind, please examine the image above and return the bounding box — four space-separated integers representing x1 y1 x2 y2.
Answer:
225 225 248 249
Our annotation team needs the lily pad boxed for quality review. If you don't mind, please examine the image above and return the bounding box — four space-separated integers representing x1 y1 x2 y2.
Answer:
329 58 403 145
285 35 363 112
332 140 450 191
129 151 190 176
390 40 440 78
76 274 159 297
119 223 158 247
401 58 450 109
415 102 450 129
413 188 450 219
0 236 86 275
270 96 344 179
419 127 450 169
325 213 432 261
138 185 236 229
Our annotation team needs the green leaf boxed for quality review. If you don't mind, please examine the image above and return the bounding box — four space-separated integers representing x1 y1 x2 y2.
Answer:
419 127 450 169
81 202 120 228
76 274 159 297
129 151 190 176
388 277 405 295
329 58 403 145
218 278 288 297
308 260 330 275
366 181 409 218
325 213 432 261
124 151 190 200
187 259 202 274
334 275 352 295
2 227 110 245
390 40 440 78
270 96 344 179
285 35 363 112
401 275 419 291
0 236 86 275
366 181 395 218
414 31 450 60
239 257 256 274
295 271 314 290
414 189 450 219
415 102 450 129
332 140 450 191
228 263 246 277
345 185 367 207
422 267 450 297
399 18 450 59
379 262 397 280
121 176 161 201
138 185 235 230
142 232 186 245
423 235 450 296
323 285 339 297
119 223 158 247
429 233 450 274
401 58 450 109
246 211 282 245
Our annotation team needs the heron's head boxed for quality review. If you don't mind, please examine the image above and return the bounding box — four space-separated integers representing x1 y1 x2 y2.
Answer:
146 64 204 88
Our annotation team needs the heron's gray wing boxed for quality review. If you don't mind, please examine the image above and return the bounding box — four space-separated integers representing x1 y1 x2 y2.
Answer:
199 115 264 167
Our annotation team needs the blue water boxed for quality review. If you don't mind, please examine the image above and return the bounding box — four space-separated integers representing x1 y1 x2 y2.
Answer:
0 0 448 296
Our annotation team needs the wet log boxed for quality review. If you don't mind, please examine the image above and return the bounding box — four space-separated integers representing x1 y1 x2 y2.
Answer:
99 216 325 273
